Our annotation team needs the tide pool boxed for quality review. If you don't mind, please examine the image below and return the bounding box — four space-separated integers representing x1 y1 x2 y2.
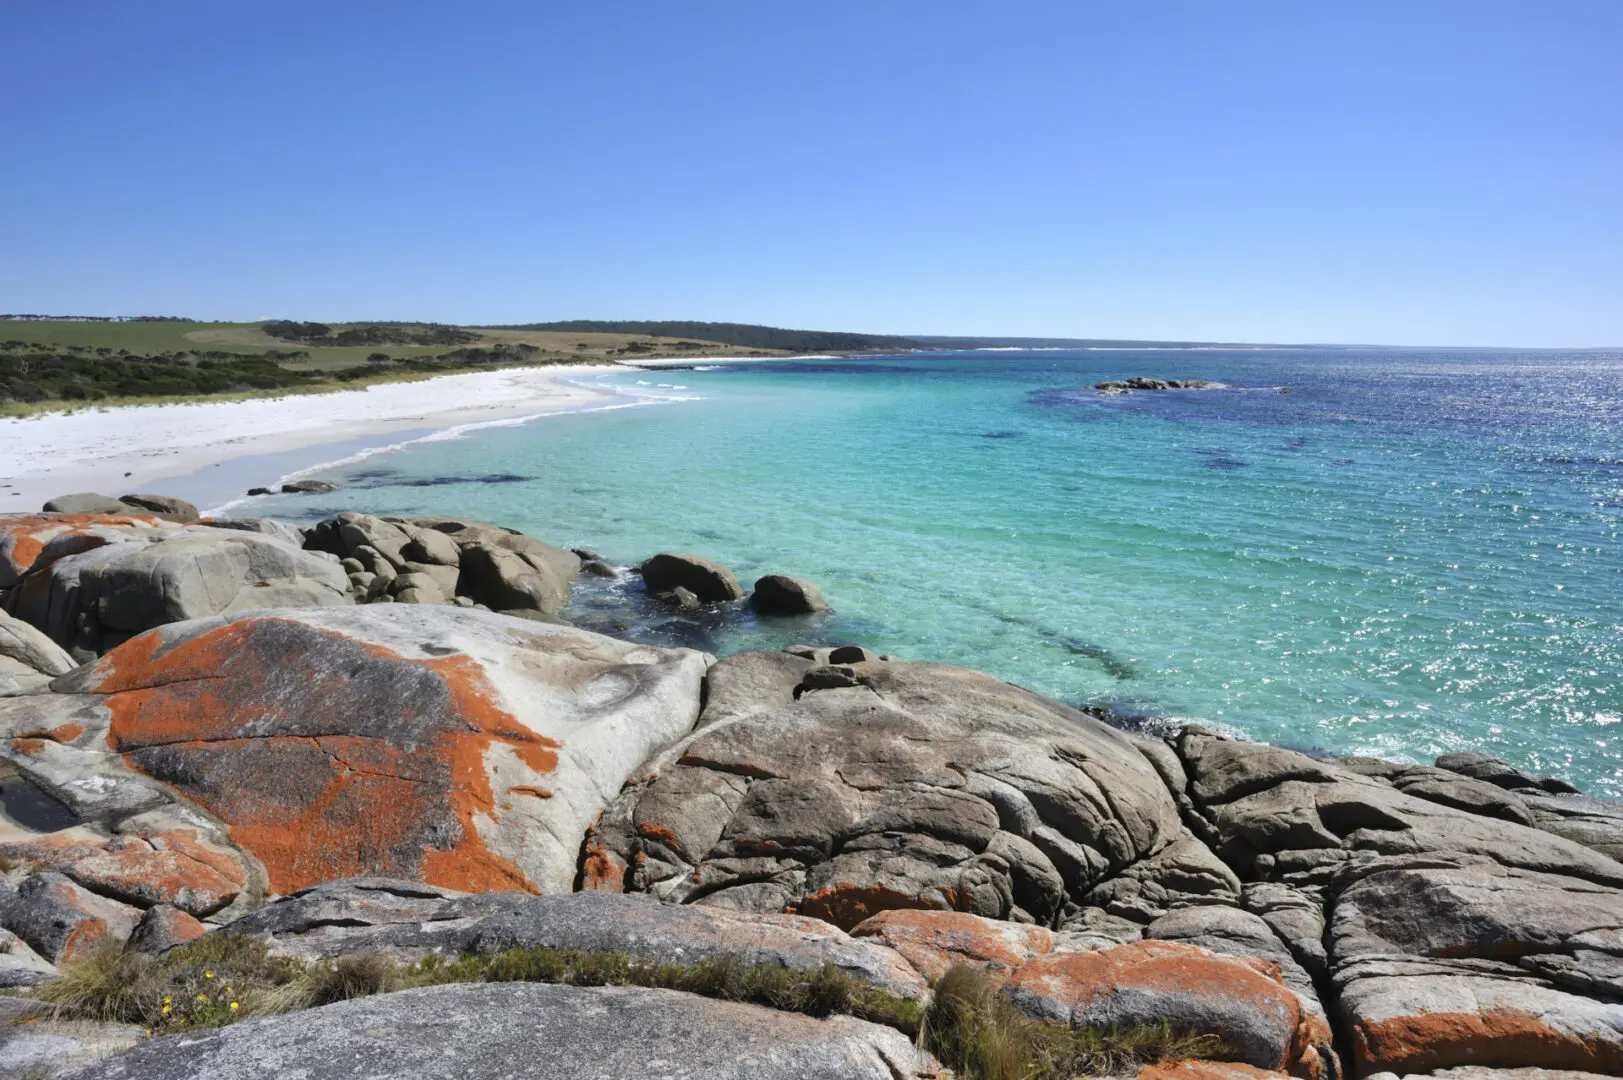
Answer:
250 349 1623 795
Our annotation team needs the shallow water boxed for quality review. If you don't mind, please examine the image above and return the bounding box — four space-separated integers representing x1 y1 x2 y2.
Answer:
250 349 1623 795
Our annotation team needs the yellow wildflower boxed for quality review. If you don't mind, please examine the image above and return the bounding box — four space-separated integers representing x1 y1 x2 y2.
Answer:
162 995 172 1004
161 1005 171 1015
204 971 215 979
229 1002 239 1010
196 993 206 1002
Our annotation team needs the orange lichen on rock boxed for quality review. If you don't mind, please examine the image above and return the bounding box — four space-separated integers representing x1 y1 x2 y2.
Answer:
9 738 46 755
635 821 683 851
790 883 949 932
1004 941 1303 1072
94 617 562 895
0 832 112 872
1352 1006 1623 1076
59 916 115 964
507 785 554 799
578 843 629 892
0 512 162 584
67 837 243 916
849 908 1054 980
14 723 85 744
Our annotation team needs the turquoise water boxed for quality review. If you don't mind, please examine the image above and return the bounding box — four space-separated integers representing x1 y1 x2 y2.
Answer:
251 349 1623 795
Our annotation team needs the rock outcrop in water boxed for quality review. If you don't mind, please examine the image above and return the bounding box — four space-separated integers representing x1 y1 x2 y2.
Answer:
2 505 1621 1080
1095 378 1227 395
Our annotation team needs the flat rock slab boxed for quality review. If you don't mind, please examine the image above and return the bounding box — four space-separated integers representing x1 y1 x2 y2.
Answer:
66 982 932 1080
0 997 143 1079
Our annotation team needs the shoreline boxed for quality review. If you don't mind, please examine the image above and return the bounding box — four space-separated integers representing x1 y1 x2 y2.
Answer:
0 364 638 514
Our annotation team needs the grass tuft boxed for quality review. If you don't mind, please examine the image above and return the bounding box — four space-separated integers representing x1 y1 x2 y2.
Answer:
305 951 402 1007
922 963 1231 1079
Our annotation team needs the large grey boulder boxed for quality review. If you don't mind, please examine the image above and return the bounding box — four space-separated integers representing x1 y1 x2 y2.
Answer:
641 552 745 603
67 982 931 1080
41 493 128 514
38 606 709 898
585 650 1217 928
10 525 350 656
411 516 581 584
1435 751 1581 794
1171 730 1623 889
1520 792 1623 861
301 514 582 615
115 494 198 522
457 542 570 614
751 574 830 615
1328 858 1623 1076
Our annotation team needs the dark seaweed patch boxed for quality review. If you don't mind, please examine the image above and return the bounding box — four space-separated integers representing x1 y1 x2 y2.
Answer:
1059 640 1137 680
353 473 533 489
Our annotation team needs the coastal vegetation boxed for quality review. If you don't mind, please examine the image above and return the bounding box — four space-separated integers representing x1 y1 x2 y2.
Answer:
39 939 1222 1080
0 337 561 413
0 316 836 415
485 319 930 353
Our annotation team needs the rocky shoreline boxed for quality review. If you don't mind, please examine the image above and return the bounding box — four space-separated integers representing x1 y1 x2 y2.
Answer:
1 500 1620 1079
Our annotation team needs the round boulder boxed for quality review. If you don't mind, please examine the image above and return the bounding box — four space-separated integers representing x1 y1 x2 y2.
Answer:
42 493 129 515
640 553 744 604
116 495 199 523
751 575 829 615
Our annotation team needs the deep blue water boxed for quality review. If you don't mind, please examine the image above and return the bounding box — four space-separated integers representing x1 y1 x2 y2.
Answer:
248 348 1623 795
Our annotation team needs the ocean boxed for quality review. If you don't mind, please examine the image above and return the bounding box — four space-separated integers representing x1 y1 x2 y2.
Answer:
243 348 1623 796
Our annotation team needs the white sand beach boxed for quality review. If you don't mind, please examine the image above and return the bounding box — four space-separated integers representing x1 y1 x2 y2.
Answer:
0 365 629 514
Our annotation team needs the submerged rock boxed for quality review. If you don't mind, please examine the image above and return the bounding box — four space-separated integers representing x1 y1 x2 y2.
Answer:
1095 378 1227 395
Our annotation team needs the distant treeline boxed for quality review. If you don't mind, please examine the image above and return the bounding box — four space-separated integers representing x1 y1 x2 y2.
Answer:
0 314 189 323
0 340 569 407
261 321 480 348
484 320 928 354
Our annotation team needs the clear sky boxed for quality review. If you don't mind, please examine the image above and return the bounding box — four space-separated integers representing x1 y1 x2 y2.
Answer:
3 2 1619 345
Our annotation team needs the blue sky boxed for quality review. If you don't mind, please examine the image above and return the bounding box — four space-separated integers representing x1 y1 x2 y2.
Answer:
2 2 1619 345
